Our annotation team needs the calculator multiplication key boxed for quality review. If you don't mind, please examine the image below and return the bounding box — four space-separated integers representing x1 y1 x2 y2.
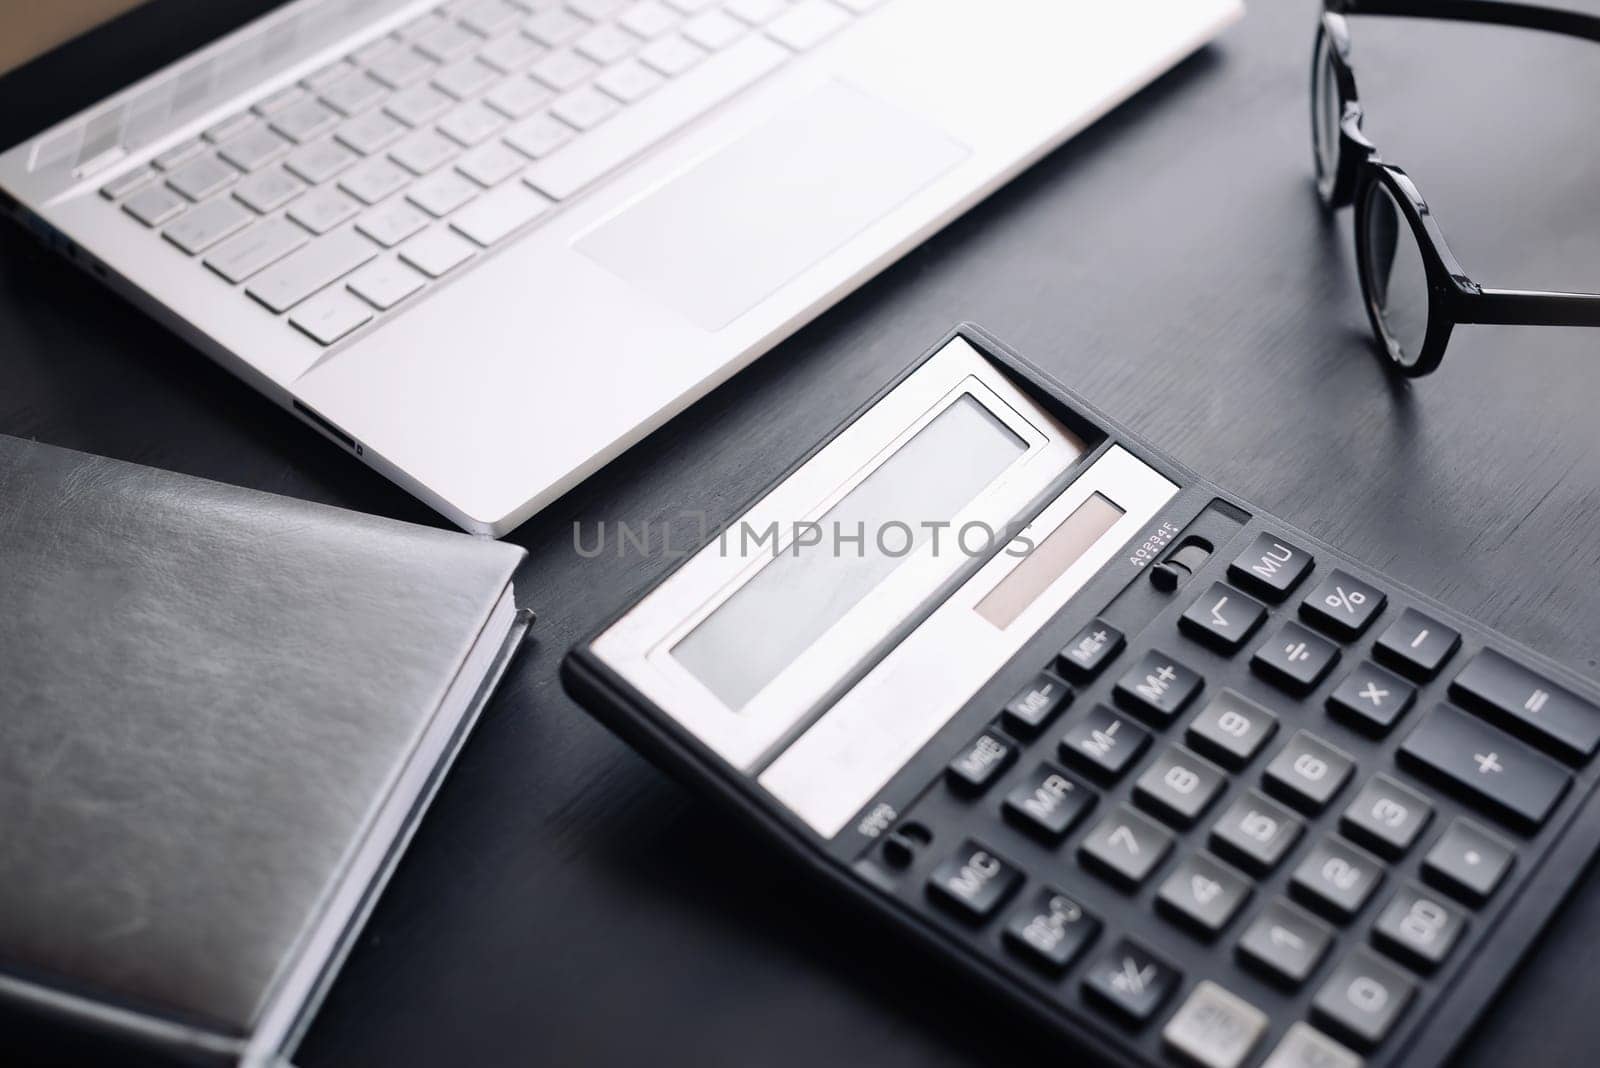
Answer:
1450 648 1600 763
1055 619 1124 682
1328 661 1416 735
1156 853 1251 938
1060 705 1150 781
1290 836 1384 922
1340 774 1432 858
945 731 1015 795
1210 790 1303 875
1374 608 1460 680
1000 672 1072 737
1114 649 1203 723
1423 818 1514 905
1002 887 1100 974
926 839 1022 923
1263 730 1355 813
1134 747 1227 827
1237 899 1333 987
1003 763 1095 842
1080 805 1174 889
1228 532 1313 602
1312 948 1416 1050
1301 569 1387 640
1398 706 1570 831
1082 938 1181 1026
1259 1023 1363 1068
1180 581 1267 653
1161 981 1269 1068
1373 885 1465 971
1253 622 1340 695
1187 690 1278 769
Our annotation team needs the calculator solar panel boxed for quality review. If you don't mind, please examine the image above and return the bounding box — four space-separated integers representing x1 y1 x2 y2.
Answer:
564 324 1600 1068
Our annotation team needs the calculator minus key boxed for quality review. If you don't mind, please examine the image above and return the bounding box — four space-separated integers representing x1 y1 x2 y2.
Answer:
926 839 1023 923
1227 532 1313 601
1450 648 1600 763
1114 649 1203 723
945 731 1015 795
1398 705 1570 831
1374 608 1460 680
1055 619 1124 681
1000 672 1072 737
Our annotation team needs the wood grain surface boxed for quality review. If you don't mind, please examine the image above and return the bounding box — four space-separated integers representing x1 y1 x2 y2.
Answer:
2 2 1599 1064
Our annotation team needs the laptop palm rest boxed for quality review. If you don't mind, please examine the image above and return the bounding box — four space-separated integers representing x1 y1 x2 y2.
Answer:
576 81 969 332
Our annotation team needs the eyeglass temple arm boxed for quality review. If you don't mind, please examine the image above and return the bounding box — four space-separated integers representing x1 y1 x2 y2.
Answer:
1461 288 1600 327
1331 0 1600 45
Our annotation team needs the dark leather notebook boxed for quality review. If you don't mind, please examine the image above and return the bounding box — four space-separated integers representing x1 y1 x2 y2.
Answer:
0 436 529 1066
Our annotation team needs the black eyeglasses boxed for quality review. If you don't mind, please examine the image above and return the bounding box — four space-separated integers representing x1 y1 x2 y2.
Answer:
1314 1 1600 376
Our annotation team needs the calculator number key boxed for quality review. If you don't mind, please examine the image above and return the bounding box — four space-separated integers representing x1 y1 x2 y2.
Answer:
1301 568 1386 640
1423 817 1515 905
1156 853 1251 939
1290 837 1383 923
1180 581 1267 654
1187 690 1278 769
945 731 1015 795
1114 649 1203 723
1253 622 1340 695
1328 661 1416 735
1374 607 1460 680
1373 885 1465 971
1161 981 1269 1068
1340 773 1432 858
1264 730 1354 813
1237 899 1334 988
1134 747 1227 827
1083 938 1181 1026
1312 948 1416 1051
1060 705 1150 781
1399 705 1570 831
926 840 1022 923
1002 763 1095 842
1210 790 1303 875
1228 532 1313 601
1080 805 1174 889
1003 887 1101 974
1056 619 1125 681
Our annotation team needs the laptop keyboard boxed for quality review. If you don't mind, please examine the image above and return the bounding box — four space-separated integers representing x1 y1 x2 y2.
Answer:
100 0 884 346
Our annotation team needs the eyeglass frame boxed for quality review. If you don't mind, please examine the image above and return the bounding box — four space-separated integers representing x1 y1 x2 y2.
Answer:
1315 0 1600 377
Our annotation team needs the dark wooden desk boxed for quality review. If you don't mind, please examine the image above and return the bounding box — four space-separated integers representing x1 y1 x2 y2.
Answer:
4 2 1600 1064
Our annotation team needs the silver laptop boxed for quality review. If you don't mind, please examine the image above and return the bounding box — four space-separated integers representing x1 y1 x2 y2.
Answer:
0 0 1242 535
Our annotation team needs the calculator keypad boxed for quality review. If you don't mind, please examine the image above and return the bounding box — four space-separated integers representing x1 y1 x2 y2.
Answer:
874 523 1595 1068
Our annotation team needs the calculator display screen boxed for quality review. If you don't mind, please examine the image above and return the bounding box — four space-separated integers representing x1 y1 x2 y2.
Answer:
671 394 1027 710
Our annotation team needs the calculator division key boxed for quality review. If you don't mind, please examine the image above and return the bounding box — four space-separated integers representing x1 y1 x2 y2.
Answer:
1180 582 1267 654
1373 884 1465 971
1422 817 1514 905
1187 690 1278 769
1162 981 1269 1068
1312 948 1415 1051
1290 837 1384 923
926 839 1023 923
1301 569 1387 640
1253 622 1340 695
1260 1023 1363 1068
1339 775 1431 859
1237 899 1334 987
1003 887 1101 974
1083 938 1182 1026
1398 705 1571 832
1080 805 1174 890
1002 762 1095 843
1263 730 1355 813
1156 853 1251 938
1114 649 1204 724
1000 672 1072 738
1374 608 1460 681
945 731 1015 795
1228 532 1314 602
1210 790 1303 875
1450 648 1600 763
1134 747 1228 828
1056 619 1125 682
1328 661 1416 735
1060 705 1150 781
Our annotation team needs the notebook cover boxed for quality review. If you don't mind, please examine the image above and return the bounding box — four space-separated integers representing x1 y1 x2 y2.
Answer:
0 435 526 1059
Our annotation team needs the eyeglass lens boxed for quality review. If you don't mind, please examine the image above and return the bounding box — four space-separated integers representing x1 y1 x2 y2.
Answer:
1362 182 1432 367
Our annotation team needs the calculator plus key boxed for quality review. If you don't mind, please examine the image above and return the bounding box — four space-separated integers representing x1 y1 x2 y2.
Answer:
1134 747 1227 827
1301 569 1386 640
1061 706 1150 781
1373 885 1464 971
1313 948 1416 1050
1080 805 1174 889
1056 619 1124 681
1000 672 1072 737
1227 532 1313 601
926 840 1022 923
1115 650 1203 723
1291 836 1383 922
1374 608 1460 680
1253 622 1340 695
1187 691 1278 769
1399 706 1571 831
1157 853 1251 938
1264 731 1355 813
1161 981 1269 1068
1450 648 1600 763
1003 763 1095 842
1211 791 1302 875
1083 939 1181 1026
1423 818 1514 905
1237 899 1333 987
1180 582 1267 653
946 732 1015 795
1329 662 1416 735
1003 887 1100 974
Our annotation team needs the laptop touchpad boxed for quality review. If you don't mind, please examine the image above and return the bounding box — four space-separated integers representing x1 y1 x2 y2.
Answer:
576 81 969 332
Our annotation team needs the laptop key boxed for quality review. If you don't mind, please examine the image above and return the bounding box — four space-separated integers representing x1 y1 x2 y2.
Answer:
484 76 556 118
766 0 851 51
340 157 412 205
368 47 436 89
454 181 552 244
399 226 476 277
621 0 682 37
337 111 408 156
526 9 591 47
357 200 432 246
271 98 341 144
217 124 292 172
285 139 359 184
320 71 388 116
638 32 705 75
289 187 362 235
166 155 238 201
205 217 310 283
290 286 374 344
203 111 256 143
439 101 508 146
408 170 481 217
163 196 252 254
683 10 744 50
480 32 548 74
100 165 156 200
153 138 206 170
457 141 527 186
387 83 454 127
390 129 462 174
434 57 501 100
505 113 576 158
530 48 600 90
247 229 377 312
347 257 427 310
123 184 186 226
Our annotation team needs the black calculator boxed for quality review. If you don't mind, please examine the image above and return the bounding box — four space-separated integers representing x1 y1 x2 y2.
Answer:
562 324 1600 1068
